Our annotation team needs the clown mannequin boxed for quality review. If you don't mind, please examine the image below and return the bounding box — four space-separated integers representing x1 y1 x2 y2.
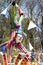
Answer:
6 29 28 62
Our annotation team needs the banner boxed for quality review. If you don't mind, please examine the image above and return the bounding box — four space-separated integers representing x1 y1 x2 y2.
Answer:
29 42 33 51
28 20 37 30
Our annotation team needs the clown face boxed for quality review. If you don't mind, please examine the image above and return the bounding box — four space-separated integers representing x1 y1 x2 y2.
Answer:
16 34 23 43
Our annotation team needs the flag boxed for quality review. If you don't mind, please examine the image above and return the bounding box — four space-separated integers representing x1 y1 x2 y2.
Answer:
1 4 11 18
28 20 37 30
29 42 33 51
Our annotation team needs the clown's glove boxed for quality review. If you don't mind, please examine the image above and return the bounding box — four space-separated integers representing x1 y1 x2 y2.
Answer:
25 52 31 61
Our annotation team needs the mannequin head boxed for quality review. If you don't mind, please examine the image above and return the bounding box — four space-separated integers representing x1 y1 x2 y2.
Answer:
15 34 23 43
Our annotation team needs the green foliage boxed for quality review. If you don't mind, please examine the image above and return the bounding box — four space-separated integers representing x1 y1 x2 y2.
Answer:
2 36 10 43
12 50 19 56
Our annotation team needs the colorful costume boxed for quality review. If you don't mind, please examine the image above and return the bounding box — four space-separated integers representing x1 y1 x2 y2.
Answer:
6 33 27 54
1 30 27 62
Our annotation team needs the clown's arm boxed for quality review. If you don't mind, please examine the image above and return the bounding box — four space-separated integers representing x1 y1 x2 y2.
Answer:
15 42 28 54
15 42 31 60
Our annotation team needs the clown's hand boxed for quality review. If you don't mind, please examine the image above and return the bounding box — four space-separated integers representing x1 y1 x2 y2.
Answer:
25 52 31 60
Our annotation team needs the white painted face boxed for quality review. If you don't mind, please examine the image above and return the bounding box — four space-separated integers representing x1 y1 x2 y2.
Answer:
16 34 23 43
